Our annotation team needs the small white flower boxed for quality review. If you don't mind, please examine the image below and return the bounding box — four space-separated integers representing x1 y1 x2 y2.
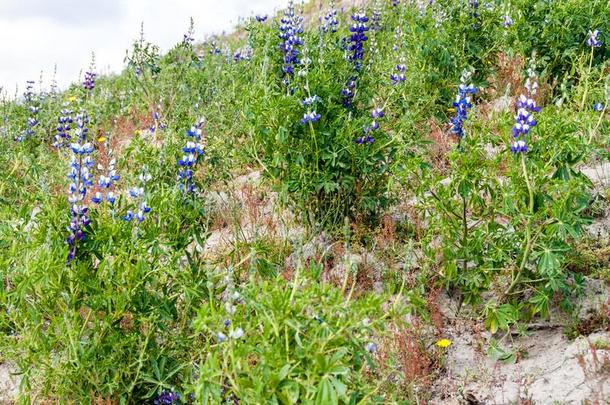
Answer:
229 327 244 339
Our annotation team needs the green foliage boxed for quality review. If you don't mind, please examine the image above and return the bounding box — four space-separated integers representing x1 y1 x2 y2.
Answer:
190 271 400 404
0 0 609 402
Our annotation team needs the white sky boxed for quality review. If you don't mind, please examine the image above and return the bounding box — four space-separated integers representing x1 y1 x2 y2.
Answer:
0 0 290 96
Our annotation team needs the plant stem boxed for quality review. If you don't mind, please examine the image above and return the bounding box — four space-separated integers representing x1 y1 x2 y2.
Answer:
461 194 468 275
308 121 319 173
289 265 300 304
580 47 594 111
588 103 607 144
506 154 534 296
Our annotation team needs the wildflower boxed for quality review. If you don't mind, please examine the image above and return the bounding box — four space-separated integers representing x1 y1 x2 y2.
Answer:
233 46 253 62
225 302 236 315
229 327 244 339
129 187 144 198
593 103 604 112
66 111 94 262
255 15 268 23
216 332 227 342
208 40 222 55
279 1 304 80
502 15 514 28
300 111 321 124
186 125 202 139
182 18 195 45
53 108 74 148
153 390 180 405
390 63 407 85
510 94 541 153
16 80 39 142
183 32 194 44
106 192 116 205
449 70 477 140
510 139 527 153
355 135 375 145
124 171 151 223
322 6 339 33
341 77 357 108
178 119 206 194
469 0 480 22
139 172 152 183
150 111 165 133
586 29 602 48
224 319 231 327
348 13 369 69
91 192 103 204
371 9 382 31
371 108 384 119
436 338 452 348
302 95 320 106
99 157 120 191
365 342 378 353
122 210 134 222
83 71 96 91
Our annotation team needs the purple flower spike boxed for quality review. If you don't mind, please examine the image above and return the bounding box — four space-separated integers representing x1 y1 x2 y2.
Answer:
153 390 180 405
300 111 321 124
83 71 96 91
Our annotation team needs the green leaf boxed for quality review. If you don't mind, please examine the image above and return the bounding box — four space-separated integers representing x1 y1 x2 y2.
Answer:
315 378 338 405
278 380 300 405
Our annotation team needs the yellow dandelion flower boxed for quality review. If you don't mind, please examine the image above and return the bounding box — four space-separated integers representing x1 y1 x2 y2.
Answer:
447 107 456 113
98 136 107 143
135 129 141 136
67 96 76 103
436 339 452 348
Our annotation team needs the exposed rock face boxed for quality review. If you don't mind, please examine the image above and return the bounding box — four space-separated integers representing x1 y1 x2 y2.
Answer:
431 282 610 405
435 329 610 404
581 162 610 189
0 362 20 404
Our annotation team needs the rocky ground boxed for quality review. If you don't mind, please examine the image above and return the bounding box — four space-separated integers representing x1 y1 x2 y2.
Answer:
0 363 19 404
430 283 610 404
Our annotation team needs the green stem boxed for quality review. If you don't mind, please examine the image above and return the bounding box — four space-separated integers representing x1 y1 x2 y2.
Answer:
289 265 300 304
522 153 534 214
588 103 607 144
308 121 319 174
506 154 534 297
461 194 468 274
580 47 594 111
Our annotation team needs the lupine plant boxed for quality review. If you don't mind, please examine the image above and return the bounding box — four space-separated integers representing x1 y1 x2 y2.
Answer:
177 118 205 195
279 1 304 83
66 111 95 261
449 70 477 143
52 107 74 147
95 149 120 206
16 80 39 142
348 13 369 70
322 4 339 33
124 171 152 223
581 29 604 110
424 72 505 309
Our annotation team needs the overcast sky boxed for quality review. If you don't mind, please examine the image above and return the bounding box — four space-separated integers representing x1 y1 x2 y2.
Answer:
0 0 290 96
